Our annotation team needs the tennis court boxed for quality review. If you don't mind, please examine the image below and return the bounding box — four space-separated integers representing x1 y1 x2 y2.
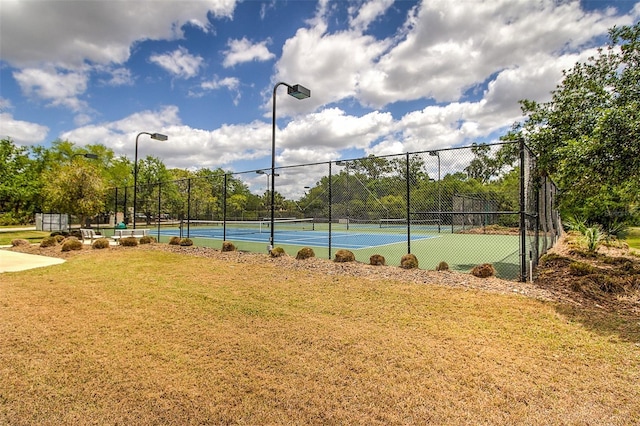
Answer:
154 218 523 279
159 219 439 250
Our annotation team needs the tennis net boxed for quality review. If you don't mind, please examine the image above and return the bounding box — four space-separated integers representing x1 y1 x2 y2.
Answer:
183 218 315 236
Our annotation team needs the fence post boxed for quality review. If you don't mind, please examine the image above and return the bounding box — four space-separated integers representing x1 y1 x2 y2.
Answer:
114 187 118 228
223 174 228 241
519 138 527 282
406 153 411 254
328 162 332 260
157 182 162 241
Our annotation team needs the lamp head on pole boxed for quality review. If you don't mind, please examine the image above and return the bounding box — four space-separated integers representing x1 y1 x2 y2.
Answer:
150 133 168 141
287 84 311 100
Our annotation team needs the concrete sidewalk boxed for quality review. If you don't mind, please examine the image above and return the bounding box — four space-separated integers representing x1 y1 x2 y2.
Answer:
0 250 65 273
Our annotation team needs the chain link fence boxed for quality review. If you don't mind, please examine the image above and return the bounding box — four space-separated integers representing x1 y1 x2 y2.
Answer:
106 141 560 281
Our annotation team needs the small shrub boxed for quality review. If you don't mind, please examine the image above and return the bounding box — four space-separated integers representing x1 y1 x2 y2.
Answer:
179 238 193 246
471 263 496 278
584 226 603 252
139 235 154 245
296 247 315 260
270 246 286 257
70 230 82 239
334 249 355 263
168 236 181 246
120 237 138 247
400 253 419 269
61 238 83 252
40 237 58 248
539 252 571 267
569 261 597 276
50 231 69 238
92 238 110 249
54 235 66 243
436 261 449 271
221 241 236 252
369 254 385 266
11 239 30 247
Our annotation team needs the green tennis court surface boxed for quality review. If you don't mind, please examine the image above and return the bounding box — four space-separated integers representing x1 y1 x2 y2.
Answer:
156 220 522 279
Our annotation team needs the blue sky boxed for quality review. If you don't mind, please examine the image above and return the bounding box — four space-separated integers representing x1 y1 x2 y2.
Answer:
1 0 639 195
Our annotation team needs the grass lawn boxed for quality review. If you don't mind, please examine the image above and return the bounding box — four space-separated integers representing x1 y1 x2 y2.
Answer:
0 230 50 246
1 248 639 424
627 227 640 250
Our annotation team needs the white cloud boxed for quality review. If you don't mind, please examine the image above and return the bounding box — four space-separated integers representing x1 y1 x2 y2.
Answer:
150 47 204 79
102 67 134 87
199 77 241 104
59 106 272 170
222 38 275 67
201 77 240 91
0 0 236 68
279 108 394 153
13 68 89 112
357 0 630 107
0 113 49 145
348 0 395 32
0 98 12 110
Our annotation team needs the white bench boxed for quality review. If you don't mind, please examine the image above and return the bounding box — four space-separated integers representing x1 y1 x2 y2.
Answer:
112 228 150 242
80 228 104 242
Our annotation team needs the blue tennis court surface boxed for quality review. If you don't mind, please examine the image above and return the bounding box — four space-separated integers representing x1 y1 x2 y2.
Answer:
160 228 437 249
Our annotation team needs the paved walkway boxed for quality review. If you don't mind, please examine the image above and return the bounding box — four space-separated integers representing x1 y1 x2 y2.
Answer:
0 250 65 273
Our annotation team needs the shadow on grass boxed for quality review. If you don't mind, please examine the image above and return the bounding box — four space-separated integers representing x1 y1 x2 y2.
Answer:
554 304 640 344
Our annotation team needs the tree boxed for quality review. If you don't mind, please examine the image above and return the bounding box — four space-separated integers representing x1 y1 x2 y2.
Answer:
135 156 173 224
0 139 43 223
42 160 107 226
502 22 640 226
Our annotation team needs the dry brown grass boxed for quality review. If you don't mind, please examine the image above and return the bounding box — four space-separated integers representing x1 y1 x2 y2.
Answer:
1 248 639 425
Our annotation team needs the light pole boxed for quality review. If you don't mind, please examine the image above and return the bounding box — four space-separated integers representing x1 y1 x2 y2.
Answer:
270 82 310 249
72 153 99 160
133 132 168 229
429 151 441 232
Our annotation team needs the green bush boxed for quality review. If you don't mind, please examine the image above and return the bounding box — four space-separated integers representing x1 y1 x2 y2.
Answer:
61 238 83 252
139 235 153 245
54 235 66 243
436 261 449 271
569 261 597 276
369 254 385 266
92 238 110 249
400 254 418 269
270 246 286 257
179 238 193 246
120 237 138 247
584 226 603 252
11 239 30 247
168 236 181 246
334 249 355 263
296 247 315 260
221 241 236 252
40 237 58 248
471 263 496 278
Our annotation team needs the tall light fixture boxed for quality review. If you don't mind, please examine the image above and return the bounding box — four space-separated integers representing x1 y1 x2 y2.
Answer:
270 82 310 249
133 132 168 229
72 153 99 160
